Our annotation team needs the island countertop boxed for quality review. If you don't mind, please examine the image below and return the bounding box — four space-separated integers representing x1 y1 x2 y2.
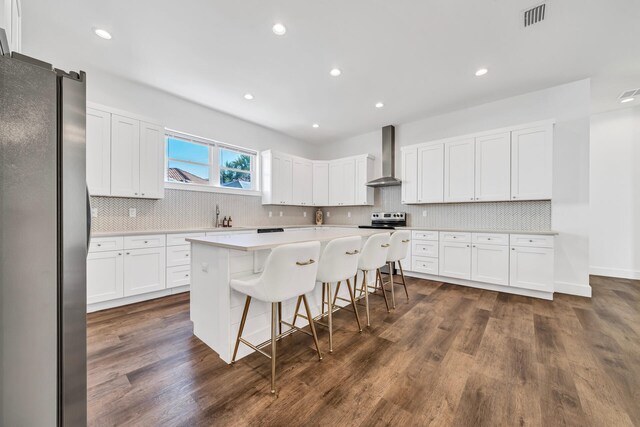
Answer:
186 228 387 251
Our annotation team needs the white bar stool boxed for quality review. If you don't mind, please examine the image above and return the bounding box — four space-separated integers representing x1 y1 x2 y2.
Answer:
384 230 411 308
230 241 322 394
356 232 391 326
292 236 362 353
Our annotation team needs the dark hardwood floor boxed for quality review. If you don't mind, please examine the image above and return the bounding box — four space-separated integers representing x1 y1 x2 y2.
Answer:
87 275 640 426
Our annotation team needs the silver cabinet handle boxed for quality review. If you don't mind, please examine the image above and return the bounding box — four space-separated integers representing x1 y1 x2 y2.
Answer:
466 245 470 247
126 252 130 255
97 243 102 247
512 248 516 251
185 254 189 257
381 243 390 248
118 253 122 256
296 259 316 266
141 193 145 196
144 241 148 244
345 250 360 255
402 239 410 243
529 240 533 242
185 274 189 277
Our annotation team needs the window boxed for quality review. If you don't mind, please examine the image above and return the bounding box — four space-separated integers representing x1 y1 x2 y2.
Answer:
165 130 257 192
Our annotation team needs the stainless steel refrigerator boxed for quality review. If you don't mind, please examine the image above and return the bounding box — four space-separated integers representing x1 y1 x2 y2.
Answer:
1 29 88 426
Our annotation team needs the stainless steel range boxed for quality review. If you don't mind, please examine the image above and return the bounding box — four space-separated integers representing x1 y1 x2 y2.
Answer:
358 212 407 230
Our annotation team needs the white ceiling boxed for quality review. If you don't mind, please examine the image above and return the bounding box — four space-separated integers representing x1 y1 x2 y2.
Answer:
21 0 640 143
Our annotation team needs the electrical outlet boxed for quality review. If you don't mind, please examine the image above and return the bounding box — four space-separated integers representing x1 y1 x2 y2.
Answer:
303 212 307 217
91 208 98 218
129 208 137 218
269 211 272 218
201 262 209 273
422 210 427 217
279 211 283 217
347 211 351 218
326 211 331 218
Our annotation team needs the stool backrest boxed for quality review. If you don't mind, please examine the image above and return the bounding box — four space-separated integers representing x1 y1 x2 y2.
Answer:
316 236 362 283
358 232 391 271
387 230 411 262
261 241 321 302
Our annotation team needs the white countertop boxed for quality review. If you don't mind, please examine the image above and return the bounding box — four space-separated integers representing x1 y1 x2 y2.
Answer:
186 228 387 251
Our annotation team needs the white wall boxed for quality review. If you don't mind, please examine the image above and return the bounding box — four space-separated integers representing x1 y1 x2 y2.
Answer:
590 106 640 279
316 79 592 297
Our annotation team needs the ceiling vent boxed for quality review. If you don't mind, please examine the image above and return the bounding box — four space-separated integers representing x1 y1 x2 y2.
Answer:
523 3 546 27
619 88 640 99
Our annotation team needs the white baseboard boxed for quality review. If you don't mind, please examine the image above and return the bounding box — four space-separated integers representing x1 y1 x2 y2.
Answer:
87 286 190 313
589 266 640 280
554 281 592 298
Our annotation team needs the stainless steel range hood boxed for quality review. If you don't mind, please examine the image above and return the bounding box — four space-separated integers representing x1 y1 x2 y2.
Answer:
366 125 402 187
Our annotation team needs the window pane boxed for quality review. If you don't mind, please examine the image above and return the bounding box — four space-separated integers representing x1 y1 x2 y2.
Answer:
220 148 251 171
167 138 209 164
220 171 251 189
168 160 210 184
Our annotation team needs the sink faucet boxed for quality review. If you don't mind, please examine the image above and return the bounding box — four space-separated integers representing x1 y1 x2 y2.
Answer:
215 204 221 228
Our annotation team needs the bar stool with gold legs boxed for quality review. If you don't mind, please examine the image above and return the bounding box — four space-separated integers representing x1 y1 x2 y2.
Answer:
356 232 391 326
292 236 362 353
384 230 411 308
230 241 322 394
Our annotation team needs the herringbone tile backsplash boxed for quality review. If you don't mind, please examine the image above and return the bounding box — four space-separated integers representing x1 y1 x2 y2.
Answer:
90 187 551 232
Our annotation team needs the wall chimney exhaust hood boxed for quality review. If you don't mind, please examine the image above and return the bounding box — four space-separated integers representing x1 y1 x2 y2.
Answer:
366 125 402 187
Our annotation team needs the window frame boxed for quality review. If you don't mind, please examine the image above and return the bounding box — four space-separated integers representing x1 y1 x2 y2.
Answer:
164 129 260 196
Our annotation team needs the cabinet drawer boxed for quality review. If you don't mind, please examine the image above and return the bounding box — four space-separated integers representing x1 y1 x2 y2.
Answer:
124 234 166 249
412 241 439 258
440 231 471 243
166 244 191 267
472 233 509 246
89 236 124 253
510 234 554 248
167 265 191 289
412 256 439 275
166 232 205 246
412 230 438 241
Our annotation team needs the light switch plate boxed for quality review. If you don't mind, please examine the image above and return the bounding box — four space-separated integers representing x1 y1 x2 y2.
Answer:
347 212 351 218
326 212 331 217
303 212 307 217
279 211 283 217
201 262 209 272
422 210 427 217
269 211 272 218
91 208 98 218
129 208 137 218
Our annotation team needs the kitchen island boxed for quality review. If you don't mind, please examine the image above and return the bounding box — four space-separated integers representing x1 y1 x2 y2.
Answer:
187 228 386 363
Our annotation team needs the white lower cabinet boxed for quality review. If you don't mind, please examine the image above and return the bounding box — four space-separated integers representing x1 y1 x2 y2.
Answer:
439 241 472 280
509 246 554 292
87 251 124 304
471 243 509 286
166 244 191 267
123 247 166 297
167 265 191 289
412 256 438 275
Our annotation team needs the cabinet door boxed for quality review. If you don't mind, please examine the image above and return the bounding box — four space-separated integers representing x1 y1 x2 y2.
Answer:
123 247 166 296
342 160 356 205
511 125 553 200
475 132 510 201
292 159 313 206
139 122 165 199
509 246 554 292
86 108 112 196
401 148 418 204
418 144 444 203
328 161 343 206
439 241 471 279
87 251 124 304
354 156 371 205
272 154 293 204
444 138 475 202
111 115 140 197
312 162 329 206
472 244 509 285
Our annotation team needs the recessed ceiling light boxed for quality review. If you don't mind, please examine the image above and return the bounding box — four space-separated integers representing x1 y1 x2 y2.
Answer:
244 93 254 100
329 68 342 77
94 28 112 40
312 123 319 128
475 68 488 77
375 102 384 108
620 97 635 103
272 23 286 36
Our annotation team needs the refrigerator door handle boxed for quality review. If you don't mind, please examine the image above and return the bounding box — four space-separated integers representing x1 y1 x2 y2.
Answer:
86 186 92 250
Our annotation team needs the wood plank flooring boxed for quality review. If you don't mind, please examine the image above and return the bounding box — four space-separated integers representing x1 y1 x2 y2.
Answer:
87 275 640 426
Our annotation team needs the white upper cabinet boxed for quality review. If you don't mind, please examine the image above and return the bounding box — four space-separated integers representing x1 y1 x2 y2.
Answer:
328 161 343 206
511 124 553 200
444 138 475 202
312 162 329 206
86 108 112 196
271 152 293 205
292 158 313 206
418 144 444 203
139 122 165 199
110 114 141 197
475 132 511 201
2 0 22 52
401 147 418 204
354 156 374 205
329 159 355 206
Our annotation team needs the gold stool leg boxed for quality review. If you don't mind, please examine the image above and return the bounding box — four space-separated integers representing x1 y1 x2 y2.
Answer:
291 295 302 327
232 296 251 363
302 295 323 360
332 281 342 307
346 278 362 332
362 270 370 327
321 283 326 316
389 262 396 309
377 269 391 312
327 282 333 353
398 260 409 301
278 301 283 335
271 302 277 394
